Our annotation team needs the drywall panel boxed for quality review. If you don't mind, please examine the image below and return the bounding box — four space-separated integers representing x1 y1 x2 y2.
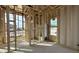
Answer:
60 6 79 50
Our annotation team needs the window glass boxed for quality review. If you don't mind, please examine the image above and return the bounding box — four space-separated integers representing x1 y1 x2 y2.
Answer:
50 17 57 26
50 17 57 35
9 14 14 20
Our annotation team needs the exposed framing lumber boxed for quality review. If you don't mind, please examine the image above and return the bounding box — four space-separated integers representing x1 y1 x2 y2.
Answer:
13 6 17 51
0 5 26 15
6 6 10 52
22 6 24 30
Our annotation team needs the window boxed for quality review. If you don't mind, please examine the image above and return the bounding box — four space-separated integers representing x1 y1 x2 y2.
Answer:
50 17 57 36
50 17 57 27
16 15 25 31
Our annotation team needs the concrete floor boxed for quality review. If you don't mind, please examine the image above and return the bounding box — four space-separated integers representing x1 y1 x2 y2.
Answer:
0 39 78 53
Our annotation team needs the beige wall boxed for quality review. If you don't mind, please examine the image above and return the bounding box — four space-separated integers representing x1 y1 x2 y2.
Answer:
60 6 79 50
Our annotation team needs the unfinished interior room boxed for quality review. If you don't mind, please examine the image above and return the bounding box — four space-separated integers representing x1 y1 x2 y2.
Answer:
0 5 79 53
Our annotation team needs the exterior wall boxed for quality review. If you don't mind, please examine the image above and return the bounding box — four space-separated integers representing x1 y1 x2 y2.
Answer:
0 8 5 46
60 6 79 50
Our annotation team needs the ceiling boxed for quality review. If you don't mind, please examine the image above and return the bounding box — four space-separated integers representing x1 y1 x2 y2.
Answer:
1 5 63 14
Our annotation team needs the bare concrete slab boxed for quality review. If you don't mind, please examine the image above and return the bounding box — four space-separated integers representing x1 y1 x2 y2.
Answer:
0 39 78 53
